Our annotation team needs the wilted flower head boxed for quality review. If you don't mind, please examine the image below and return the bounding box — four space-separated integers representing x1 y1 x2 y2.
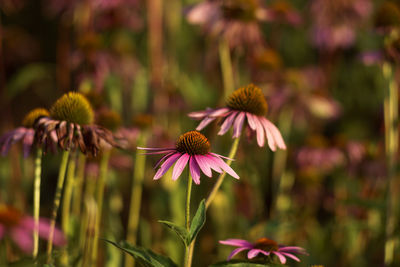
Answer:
138 131 239 184
219 237 307 264
0 205 65 254
35 92 120 156
311 0 372 51
0 108 50 157
189 84 286 151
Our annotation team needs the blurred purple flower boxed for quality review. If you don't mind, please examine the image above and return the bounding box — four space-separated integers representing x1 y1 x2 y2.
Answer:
0 127 35 157
296 146 345 172
219 237 307 264
0 205 66 254
138 131 239 184
189 84 286 150
311 0 372 51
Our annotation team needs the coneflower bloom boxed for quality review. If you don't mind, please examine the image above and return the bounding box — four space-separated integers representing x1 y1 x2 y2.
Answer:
138 131 239 184
35 92 120 156
0 205 65 254
0 108 52 157
219 237 307 264
189 84 286 151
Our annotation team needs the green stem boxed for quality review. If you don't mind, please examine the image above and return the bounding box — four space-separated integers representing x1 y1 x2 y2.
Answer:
383 62 399 266
184 174 193 267
125 133 149 267
33 147 42 258
47 150 70 263
92 150 111 266
72 153 86 218
205 137 240 208
219 38 235 99
60 151 77 265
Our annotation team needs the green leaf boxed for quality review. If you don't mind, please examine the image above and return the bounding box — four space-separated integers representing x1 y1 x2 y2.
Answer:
158 220 189 246
103 239 178 267
210 260 284 267
188 199 206 244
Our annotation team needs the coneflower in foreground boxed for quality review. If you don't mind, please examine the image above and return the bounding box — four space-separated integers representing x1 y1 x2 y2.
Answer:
138 131 239 184
189 84 286 151
219 237 307 264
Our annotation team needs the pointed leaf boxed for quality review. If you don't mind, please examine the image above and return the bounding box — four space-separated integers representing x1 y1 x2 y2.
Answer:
104 239 178 267
158 220 189 246
188 199 206 244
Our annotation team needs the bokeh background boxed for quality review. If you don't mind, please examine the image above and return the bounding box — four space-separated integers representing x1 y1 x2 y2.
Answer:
0 0 398 266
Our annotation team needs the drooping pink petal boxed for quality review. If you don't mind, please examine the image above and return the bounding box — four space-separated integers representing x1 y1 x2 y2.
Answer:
208 107 230 117
272 251 287 264
22 130 34 157
203 154 223 173
10 227 33 254
227 247 249 260
194 155 212 177
137 147 176 155
247 249 269 259
262 118 286 149
218 111 238 136
0 225 4 239
280 252 300 262
196 117 217 131
154 153 181 180
246 113 257 130
154 152 175 170
232 112 245 138
219 239 253 247
172 153 190 181
189 157 201 184
278 246 308 254
210 152 235 161
253 116 265 147
210 156 239 179
260 118 277 151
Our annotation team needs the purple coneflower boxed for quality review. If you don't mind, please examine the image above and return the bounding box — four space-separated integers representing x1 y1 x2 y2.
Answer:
219 237 307 264
189 84 286 151
138 131 239 184
0 108 52 157
0 205 65 254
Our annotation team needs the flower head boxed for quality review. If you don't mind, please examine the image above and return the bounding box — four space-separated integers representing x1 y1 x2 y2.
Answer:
188 84 286 151
35 92 120 156
0 108 51 157
219 237 307 264
138 131 239 184
0 205 65 254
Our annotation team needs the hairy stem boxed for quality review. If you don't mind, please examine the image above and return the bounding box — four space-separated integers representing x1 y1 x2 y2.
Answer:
33 148 42 258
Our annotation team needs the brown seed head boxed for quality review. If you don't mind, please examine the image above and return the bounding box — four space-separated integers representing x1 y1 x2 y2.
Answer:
176 131 210 155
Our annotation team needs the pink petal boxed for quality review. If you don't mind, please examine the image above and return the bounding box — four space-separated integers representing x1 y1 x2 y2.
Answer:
10 227 33 254
280 252 300 262
172 154 190 181
209 155 239 179
232 112 245 138
22 130 34 157
154 152 175 169
273 251 287 264
246 113 257 130
187 109 212 119
227 247 249 260
208 107 230 117
253 116 265 147
194 155 212 177
154 153 181 180
260 118 277 151
196 117 217 131
209 152 235 161
218 111 238 136
247 249 263 259
204 155 223 173
219 239 253 247
189 157 201 184
279 246 308 254
261 118 286 150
